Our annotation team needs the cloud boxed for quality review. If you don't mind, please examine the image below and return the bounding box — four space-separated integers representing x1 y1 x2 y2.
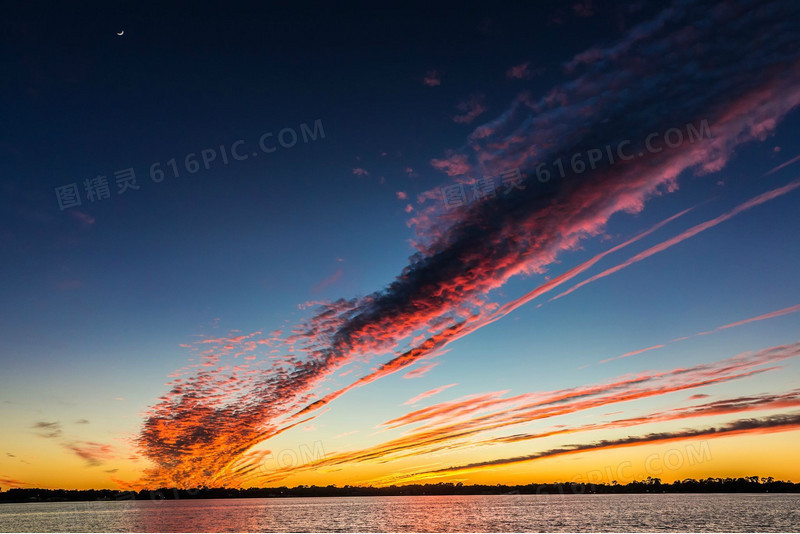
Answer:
31 421 62 439
63 441 114 467
385 412 800 483
313 268 343 294
597 302 800 369
477 389 800 447
69 210 95 227
74 419 90 425
551 180 800 301
762 152 800 176
423 69 442 87
394 207 693 354
453 95 487 124
404 384 458 405
0 476 30 488
380 342 800 434
599 344 665 364
135 0 800 488
403 362 440 379
32 421 59 428
430 152 471 177
700 303 800 335
506 62 539 80
253 343 800 485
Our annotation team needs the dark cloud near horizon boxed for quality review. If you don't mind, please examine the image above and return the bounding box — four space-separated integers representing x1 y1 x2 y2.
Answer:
31 421 62 439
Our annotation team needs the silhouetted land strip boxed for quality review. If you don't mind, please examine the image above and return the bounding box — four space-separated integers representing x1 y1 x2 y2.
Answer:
1 478 798 503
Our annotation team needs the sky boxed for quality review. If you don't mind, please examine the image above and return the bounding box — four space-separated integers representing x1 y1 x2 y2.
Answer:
1 0 800 491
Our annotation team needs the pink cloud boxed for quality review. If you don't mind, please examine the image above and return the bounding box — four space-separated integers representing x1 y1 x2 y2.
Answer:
403 362 440 379
453 95 487 124
599 344 665 364
404 383 458 405
506 62 538 80
429 152 472 177
313 268 343 293
64 441 115 467
423 69 442 87
70 210 95 226
697 303 800 336
762 152 800 177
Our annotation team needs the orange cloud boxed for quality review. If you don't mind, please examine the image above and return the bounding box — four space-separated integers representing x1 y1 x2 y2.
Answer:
251 343 800 485
0 476 31 488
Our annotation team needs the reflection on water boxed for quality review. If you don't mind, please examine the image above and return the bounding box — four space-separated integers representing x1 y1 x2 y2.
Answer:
1 494 798 532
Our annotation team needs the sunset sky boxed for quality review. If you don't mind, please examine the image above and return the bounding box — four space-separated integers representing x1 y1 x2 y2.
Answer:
2 1 800 491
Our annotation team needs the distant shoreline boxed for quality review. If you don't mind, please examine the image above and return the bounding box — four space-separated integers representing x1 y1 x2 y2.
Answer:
2 478 799 503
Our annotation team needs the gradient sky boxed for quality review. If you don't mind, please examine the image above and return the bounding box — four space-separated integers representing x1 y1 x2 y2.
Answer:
2 1 800 491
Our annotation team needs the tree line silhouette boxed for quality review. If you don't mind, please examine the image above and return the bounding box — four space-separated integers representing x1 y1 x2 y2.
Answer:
1 477 798 503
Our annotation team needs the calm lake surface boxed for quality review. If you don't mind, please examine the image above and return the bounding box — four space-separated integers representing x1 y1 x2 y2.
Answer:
1 494 798 532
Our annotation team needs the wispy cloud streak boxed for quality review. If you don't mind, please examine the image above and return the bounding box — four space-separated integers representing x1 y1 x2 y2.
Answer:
600 345 665 364
700 303 800 335
404 384 458 406
551 179 800 301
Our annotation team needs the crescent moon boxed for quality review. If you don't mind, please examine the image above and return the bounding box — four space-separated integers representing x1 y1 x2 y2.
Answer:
116 30 124 36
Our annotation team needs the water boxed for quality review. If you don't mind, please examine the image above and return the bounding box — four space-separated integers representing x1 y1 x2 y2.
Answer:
1 494 798 532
